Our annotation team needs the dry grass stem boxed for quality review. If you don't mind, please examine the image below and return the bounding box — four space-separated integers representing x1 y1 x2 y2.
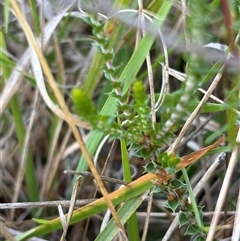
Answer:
0 221 17 241
0 199 95 209
206 141 239 241
60 176 82 241
141 190 153 241
10 0 126 238
40 119 64 197
167 64 225 154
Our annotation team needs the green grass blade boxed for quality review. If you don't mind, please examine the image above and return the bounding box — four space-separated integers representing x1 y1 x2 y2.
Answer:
3 0 10 33
120 137 140 241
15 174 155 240
10 96 39 204
28 0 41 35
95 194 146 241
82 51 104 96
182 168 203 228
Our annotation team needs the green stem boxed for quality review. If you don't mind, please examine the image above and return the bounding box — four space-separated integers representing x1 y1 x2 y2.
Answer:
182 168 203 228
120 137 140 241
15 174 155 240
10 96 39 203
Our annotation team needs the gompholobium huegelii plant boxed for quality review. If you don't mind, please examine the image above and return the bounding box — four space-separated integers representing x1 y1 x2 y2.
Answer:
71 1 230 240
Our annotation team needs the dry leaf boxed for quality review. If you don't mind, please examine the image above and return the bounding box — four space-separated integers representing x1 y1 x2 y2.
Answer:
177 136 225 168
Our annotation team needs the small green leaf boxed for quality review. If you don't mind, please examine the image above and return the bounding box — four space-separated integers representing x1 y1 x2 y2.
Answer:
143 162 156 173
95 194 145 241
152 186 163 193
192 234 206 241
140 148 154 158
197 205 204 220
185 224 201 235
32 218 49 224
170 179 186 189
204 125 227 145
4 0 10 33
185 203 194 212
178 211 189 227
165 167 177 175
164 199 179 212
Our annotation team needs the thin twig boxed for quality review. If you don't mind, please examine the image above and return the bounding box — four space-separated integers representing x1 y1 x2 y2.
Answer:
193 153 225 199
167 64 225 154
0 199 95 209
196 116 213 211
136 211 237 218
60 176 82 241
0 221 16 241
139 9 156 127
141 190 153 241
64 170 130 186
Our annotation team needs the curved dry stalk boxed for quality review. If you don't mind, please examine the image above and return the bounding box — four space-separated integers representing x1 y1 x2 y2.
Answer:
9 0 127 238
138 7 156 127
167 63 225 154
94 134 110 165
0 8 63 114
206 139 239 241
0 47 31 115
154 29 169 112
